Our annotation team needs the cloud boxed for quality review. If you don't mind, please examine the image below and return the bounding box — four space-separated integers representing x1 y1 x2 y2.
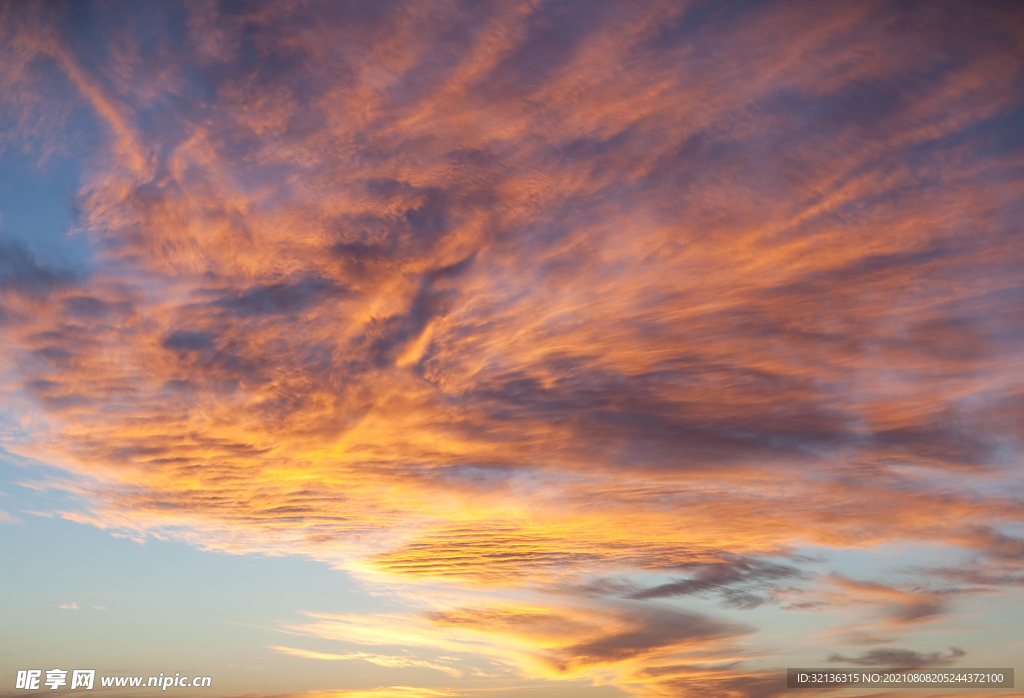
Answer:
255 690 459 698
270 646 462 677
628 558 802 607
0 241 75 328
304 690 456 698
921 526 1024 587
58 602 79 609
648 672 791 698
284 601 751 690
790 575 968 627
1 0 1023 696
953 526 1024 562
210 277 348 318
827 646 966 669
0 242 72 297
551 609 748 671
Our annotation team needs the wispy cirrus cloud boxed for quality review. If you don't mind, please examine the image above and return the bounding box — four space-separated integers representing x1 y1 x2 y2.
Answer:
270 646 462 678
282 601 753 690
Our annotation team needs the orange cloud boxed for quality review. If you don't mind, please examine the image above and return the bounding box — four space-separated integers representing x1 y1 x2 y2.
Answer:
2 1 1024 696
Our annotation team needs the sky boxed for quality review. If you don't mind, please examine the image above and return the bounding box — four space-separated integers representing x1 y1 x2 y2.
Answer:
1 1 1023 697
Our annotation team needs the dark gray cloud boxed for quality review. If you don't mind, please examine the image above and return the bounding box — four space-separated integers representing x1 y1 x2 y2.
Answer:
556 610 741 668
212 276 347 317
162 330 215 352
828 647 965 669
658 673 790 698
629 559 802 606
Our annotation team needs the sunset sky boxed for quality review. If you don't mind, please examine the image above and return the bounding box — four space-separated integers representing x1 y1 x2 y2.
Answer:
2 1 1024 697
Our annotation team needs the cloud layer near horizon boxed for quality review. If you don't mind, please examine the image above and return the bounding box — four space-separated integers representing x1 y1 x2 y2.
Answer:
2 1 1024 696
